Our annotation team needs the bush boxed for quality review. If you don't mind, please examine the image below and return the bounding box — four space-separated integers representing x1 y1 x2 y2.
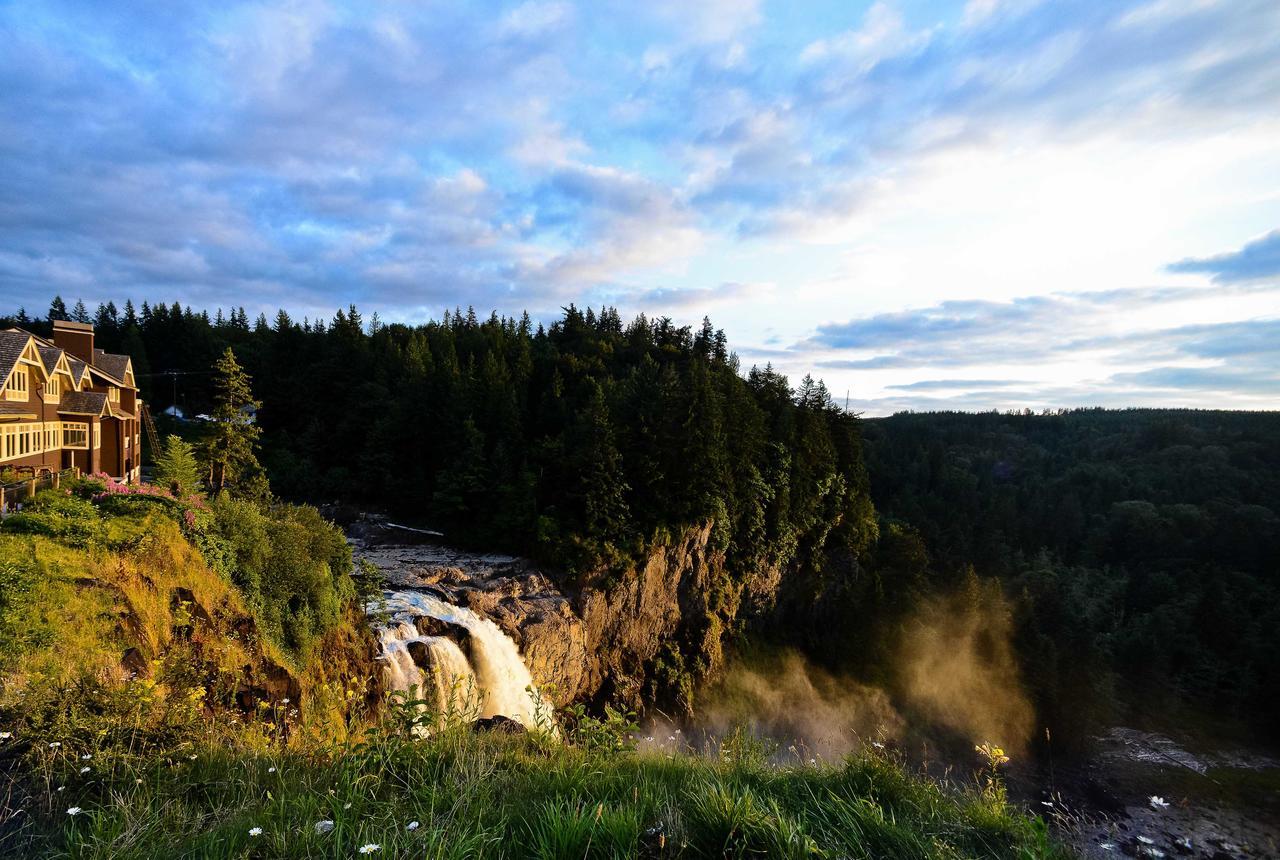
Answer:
0 489 104 546
206 497 356 656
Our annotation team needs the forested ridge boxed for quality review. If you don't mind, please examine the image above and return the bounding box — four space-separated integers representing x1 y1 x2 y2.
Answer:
862 409 1280 743
4 299 877 600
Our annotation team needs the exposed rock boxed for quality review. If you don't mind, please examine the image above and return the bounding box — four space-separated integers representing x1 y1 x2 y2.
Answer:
472 715 526 734
353 515 739 717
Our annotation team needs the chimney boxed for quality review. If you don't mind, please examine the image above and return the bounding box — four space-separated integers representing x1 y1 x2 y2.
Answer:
52 319 95 363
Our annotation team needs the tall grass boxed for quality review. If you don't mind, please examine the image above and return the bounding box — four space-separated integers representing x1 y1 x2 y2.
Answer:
0 719 1067 859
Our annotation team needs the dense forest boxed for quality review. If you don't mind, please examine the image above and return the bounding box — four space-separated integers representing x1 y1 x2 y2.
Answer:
861 410 1280 744
7 299 1278 748
3 298 877 607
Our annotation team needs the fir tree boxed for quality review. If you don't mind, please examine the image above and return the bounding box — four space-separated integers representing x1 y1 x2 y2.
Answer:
204 348 265 498
155 434 202 496
48 296 68 322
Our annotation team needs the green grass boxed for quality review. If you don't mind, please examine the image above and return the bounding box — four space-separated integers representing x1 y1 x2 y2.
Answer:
0 728 1067 859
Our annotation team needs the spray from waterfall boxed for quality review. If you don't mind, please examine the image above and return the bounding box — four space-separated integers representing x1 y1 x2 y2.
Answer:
372 590 548 728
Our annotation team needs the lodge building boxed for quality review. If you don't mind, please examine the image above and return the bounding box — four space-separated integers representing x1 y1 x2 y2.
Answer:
0 320 143 482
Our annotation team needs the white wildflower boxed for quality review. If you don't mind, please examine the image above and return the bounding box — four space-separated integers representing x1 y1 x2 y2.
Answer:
49 742 61 749
871 741 884 749
281 698 290 704
0 732 12 740
189 754 198 761
66 807 82 816
406 821 420 831
359 844 380 854
314 820 334 835
248 826 263 837
343 802 352 810
267 767 276 773
135 779 143 785
1149 795 1169 809
79 766 90 774
80 754 92 760
57 786 65 792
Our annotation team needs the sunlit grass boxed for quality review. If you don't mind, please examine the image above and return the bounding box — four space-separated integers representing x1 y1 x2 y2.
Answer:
1 725 1068 859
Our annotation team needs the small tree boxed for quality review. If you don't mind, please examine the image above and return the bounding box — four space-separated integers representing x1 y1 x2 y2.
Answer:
154 435 201 497
204 348 266 498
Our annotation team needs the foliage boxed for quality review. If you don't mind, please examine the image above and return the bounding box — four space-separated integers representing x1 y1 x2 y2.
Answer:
8 303 878 591
860 409 1280 744
203 347 266 499
153 434 201 496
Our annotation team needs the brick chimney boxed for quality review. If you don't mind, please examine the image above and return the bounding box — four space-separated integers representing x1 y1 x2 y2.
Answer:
52 319 95 363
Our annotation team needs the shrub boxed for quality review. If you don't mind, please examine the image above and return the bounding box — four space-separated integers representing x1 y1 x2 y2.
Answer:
153 435 202 497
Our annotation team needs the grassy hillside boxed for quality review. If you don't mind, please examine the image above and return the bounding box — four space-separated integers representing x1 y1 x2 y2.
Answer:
0 478 1067 858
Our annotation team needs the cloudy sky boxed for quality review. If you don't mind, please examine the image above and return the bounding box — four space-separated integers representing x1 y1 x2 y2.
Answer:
2 0 1277 414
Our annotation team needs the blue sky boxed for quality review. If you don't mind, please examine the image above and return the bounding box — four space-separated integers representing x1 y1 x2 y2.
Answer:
1 0 1277 414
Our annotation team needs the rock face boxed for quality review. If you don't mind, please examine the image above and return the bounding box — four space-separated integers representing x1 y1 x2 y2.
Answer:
351 517 740 715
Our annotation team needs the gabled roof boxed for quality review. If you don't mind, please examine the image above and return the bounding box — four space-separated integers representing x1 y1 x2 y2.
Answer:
58 390 111 417
92 349 132 385
0 329 30 390
67 357 90 386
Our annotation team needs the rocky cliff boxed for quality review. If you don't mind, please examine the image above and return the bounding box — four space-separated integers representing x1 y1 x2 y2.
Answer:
353 518 748 716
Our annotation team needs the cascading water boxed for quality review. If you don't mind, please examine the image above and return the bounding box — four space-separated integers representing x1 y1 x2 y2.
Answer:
372 589 547 728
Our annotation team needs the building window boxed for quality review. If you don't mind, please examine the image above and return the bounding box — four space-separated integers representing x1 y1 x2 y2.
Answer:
63 422 88 449
109 387 120 403
45 376 62 402
3 368 29 401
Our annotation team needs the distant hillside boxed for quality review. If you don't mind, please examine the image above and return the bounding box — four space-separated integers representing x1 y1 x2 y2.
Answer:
861 409 1280 743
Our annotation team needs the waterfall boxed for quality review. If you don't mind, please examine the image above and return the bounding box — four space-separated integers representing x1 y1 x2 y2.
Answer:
372 589 547 728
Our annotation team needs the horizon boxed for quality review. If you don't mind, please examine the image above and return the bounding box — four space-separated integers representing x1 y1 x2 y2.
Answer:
2 1 1278 415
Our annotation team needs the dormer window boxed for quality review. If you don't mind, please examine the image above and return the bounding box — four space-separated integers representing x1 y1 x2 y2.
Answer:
2 367 28 401
45 376 62 402
109 386 120 403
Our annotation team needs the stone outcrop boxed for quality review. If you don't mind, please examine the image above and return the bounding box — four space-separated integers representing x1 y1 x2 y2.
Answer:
351 517 747 716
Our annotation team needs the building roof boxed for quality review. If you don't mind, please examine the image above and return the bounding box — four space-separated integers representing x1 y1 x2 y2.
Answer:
35 344 66 375
91 349 131 384
58 390 110 417
0 402 38 419
0 329 30 389
67 357 90 386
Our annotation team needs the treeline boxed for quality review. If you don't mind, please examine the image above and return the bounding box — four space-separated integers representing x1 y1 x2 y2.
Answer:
4 299 878 591
860 409 1280 743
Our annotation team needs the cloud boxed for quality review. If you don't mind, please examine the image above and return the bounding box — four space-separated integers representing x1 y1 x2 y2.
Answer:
1167 229 1280 283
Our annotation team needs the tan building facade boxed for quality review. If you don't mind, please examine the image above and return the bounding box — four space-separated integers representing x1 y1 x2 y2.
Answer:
0 321 143 482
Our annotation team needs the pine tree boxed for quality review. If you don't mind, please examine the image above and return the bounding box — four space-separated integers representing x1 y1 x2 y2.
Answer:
155 435 202 496
48 296 68 323
204 347 265 498
72 299 90 323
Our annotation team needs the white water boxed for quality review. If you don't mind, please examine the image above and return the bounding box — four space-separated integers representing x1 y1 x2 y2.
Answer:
372 589 546 727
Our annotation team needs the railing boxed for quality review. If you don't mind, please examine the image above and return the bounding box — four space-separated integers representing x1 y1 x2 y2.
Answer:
0 467 80 518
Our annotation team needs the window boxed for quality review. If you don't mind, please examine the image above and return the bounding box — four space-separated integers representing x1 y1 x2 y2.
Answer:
44 376 62 402
1 423 43 461
3 368 29 401
109 387 120 403
63 422 88 449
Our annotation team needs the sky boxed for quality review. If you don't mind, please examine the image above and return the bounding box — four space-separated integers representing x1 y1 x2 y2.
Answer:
1 0 1277 415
